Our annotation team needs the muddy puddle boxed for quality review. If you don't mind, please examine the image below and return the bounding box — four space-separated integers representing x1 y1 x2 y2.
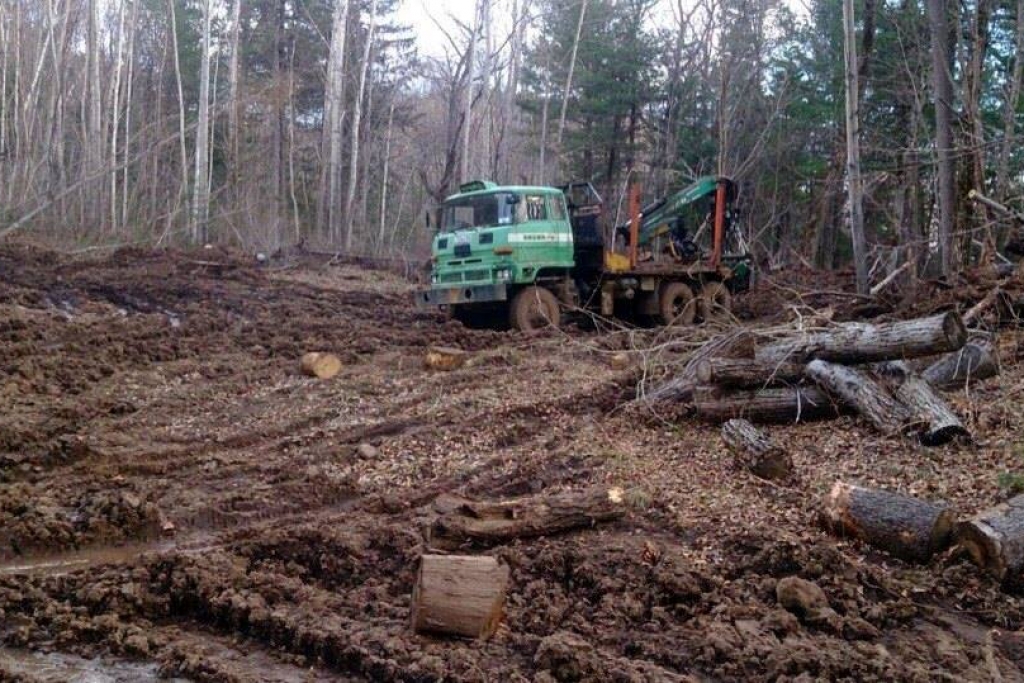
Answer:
0 647 190 682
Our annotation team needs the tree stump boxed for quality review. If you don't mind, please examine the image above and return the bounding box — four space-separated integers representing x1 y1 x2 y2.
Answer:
721 418 792 480
411 554 509 639
424 346 467 371
922 342 999 390
300 352 342 379
757 312 967 365
431 487 626 548
694 385 838 424
696 358 804 388
957 495 1024 589
822 481 955 562
805 360 910 434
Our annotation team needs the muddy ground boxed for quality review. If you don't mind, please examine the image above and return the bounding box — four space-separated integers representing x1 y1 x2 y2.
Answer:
2 243 1024 682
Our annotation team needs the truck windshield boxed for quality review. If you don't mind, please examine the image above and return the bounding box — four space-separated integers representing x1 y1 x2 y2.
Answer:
441 192 518 231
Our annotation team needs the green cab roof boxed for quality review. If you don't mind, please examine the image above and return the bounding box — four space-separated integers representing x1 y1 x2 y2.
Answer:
446 180 564 202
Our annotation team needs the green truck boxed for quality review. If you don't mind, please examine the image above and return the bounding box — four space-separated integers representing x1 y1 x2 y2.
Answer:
416 177 751 332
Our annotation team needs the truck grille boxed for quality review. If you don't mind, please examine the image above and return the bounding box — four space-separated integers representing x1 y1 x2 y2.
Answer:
439 272 462 284
463 269 489 282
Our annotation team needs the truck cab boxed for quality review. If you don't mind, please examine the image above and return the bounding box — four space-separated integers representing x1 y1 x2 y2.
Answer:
418 181 575 328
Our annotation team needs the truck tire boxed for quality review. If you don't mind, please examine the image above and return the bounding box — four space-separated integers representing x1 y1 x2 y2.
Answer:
699 281 732 323
659 281 697 326
510 286 561 332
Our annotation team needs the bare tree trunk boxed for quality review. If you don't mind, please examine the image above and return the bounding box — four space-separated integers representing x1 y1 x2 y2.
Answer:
927 0 956 276
319 0 350 241
87 0 104 231
843 0 869 294
288 35 300 242
996 0 1024 201
109 0 127 233
343 0 377 251
377 100 395 251
191 0 213 244
556 0 587 166
0 2 9 162
537 42 551 184
122 0 140 229
461 0 480 183
168 0 189 239
494 0 528 178
228 0 243 189
965 0 991 249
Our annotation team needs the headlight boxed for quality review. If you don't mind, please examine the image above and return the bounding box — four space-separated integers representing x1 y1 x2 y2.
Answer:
431 273 438 284
496 269 512 282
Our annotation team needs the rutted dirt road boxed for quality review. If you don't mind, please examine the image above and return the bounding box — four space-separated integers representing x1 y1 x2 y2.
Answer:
3 243 1024 681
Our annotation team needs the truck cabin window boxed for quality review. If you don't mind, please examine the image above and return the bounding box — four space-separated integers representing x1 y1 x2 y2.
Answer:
522 195 548 221
441 192 517 230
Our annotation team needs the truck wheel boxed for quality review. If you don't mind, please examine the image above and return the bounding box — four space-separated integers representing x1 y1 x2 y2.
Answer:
659 282 697 326
699 281 733 323
510 286 561 332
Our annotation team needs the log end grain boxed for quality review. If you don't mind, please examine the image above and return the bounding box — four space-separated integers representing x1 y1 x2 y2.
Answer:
300 352 342 379
940 310 968 351
411 554 510 640
957 519 1007 581
425 346 468 371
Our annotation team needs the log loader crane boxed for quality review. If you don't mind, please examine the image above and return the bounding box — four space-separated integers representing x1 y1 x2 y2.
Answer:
416 177 752 332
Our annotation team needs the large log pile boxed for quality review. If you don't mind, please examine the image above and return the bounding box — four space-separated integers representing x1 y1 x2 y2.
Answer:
683 312 998 446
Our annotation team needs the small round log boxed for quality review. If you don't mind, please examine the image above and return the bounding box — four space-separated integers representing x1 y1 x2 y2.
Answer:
721 418 792 480
822 481 955 562
411 554 509 640
957 495 1024 589
424 346 468 371
300 352 342 379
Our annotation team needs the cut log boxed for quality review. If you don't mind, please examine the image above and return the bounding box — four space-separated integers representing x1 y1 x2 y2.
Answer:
431 487 626 548
300 352 342 379
411 554 509 639
957 495 1024 588
721 418 792 480
822 481 955 562
695 358 804 388
894 374 970 446
693 385 839 424
804 360 910 434
922 342 999 390
424 346 467 371
756 312 967 365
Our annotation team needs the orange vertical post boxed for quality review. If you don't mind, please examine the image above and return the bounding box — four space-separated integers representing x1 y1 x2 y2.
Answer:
710 179 727 268
628 183 641 269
